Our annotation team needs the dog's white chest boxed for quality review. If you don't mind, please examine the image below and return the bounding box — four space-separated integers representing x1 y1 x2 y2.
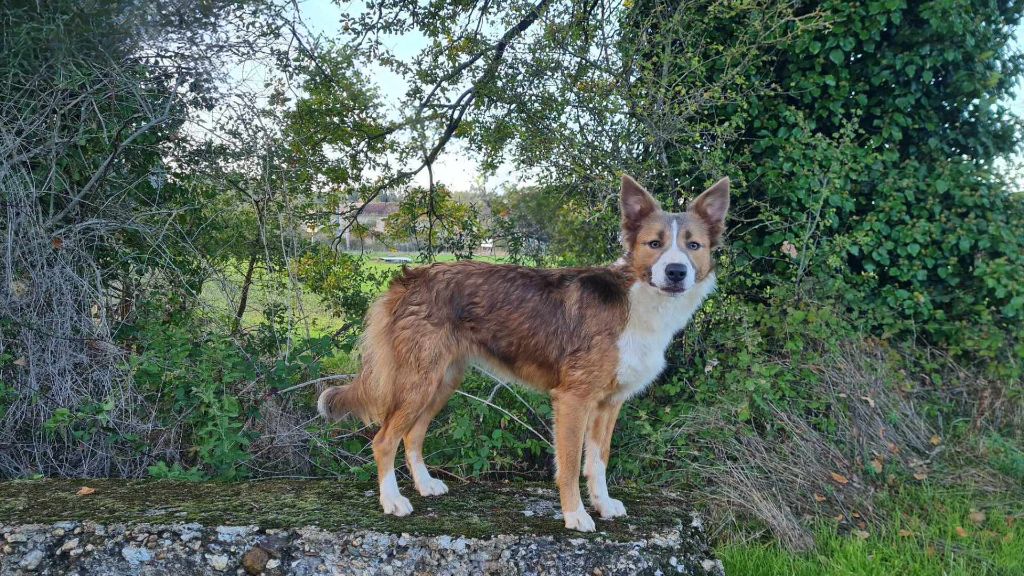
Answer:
614 276 716 400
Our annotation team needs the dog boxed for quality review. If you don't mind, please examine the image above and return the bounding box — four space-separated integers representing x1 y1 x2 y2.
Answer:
318 174 729 532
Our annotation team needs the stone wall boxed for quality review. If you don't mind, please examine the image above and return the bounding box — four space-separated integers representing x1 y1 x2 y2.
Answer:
0 479 724 575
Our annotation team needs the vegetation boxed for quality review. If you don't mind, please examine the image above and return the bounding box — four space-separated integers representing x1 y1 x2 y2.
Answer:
1 0 1021 573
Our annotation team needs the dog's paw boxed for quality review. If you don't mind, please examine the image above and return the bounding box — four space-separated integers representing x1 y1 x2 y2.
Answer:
595 497 627 519
380 494 414 517
416 477 449 497
563 504 596 532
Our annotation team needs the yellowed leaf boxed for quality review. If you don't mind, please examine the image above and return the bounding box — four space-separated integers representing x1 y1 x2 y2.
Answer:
913 471 928 481
955 526 968 538
898 529 914 537
834 514 845 523
781 240 798 258
860 395 876 408
831 472 850 485
852 529 870 540
930 435 942 446
870 458 883 474
814 493 826 503
888 442 901 455
76 486 96 496
969 510 986 525
13 357 27 367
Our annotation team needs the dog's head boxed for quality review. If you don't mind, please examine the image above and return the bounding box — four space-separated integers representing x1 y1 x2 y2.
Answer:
619 174 730 295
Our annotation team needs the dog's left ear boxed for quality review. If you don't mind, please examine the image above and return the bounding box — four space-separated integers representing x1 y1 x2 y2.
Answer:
689 177 730 247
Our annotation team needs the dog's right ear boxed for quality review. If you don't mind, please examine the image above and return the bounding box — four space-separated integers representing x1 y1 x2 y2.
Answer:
620 175 659 248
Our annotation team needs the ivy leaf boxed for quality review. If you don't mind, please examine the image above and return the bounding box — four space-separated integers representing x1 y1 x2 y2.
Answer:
829 49 844 65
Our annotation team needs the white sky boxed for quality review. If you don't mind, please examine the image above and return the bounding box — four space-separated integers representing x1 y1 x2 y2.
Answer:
295 0 1024 191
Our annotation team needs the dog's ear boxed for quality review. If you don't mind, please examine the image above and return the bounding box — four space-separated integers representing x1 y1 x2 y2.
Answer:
689 177 730 247
620 175 660 247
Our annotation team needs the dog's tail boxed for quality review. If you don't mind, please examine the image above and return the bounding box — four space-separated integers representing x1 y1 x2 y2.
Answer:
317 274 412 424
317 382 367 423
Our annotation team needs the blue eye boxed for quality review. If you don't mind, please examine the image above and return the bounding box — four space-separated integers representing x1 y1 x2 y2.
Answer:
687 241 702 250
647 240 662 249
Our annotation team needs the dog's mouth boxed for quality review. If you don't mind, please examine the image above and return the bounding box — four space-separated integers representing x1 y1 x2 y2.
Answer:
649 281 687 295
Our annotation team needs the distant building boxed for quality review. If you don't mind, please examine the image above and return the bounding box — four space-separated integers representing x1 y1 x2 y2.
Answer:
337 201 399 249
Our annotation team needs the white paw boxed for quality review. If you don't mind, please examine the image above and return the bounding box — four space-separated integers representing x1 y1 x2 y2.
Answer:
595 497 627 519
380 494 413 517
416 477 449 497
563 504 596 532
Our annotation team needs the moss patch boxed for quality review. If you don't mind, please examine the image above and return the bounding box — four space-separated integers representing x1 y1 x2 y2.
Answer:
0 479 695 540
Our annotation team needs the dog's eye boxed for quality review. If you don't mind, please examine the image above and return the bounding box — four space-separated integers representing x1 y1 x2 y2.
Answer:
687 241 702 250
647 240 662 249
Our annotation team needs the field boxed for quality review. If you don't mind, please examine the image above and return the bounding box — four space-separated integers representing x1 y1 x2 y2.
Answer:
199 251 503 334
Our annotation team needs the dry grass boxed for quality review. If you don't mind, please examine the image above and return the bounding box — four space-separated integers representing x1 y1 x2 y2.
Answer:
674 341 941 551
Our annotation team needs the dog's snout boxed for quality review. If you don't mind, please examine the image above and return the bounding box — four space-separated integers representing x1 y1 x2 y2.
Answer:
665 263 687 283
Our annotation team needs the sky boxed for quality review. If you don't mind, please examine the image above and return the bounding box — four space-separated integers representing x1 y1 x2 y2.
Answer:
293 0 1024 191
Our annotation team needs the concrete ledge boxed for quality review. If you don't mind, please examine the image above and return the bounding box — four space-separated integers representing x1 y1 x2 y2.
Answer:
0 479 724 575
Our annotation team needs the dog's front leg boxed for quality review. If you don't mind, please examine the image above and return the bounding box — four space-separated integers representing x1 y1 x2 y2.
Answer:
552 390 596 532
585 400 626 519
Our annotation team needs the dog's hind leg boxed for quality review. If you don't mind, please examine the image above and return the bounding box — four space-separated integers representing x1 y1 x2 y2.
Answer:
585 399 626 519
373 405 418 517
552 388 598 532
403 361 464 497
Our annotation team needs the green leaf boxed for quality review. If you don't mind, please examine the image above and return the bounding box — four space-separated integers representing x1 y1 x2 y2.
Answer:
829 49 844 65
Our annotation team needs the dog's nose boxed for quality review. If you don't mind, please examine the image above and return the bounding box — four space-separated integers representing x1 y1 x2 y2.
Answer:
665 263 687 283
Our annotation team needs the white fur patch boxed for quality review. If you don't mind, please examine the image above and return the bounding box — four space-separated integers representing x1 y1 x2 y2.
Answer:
379 470 413 516
563 502 596 532
408 451 448 496
615 274 716 400
650 220 697 290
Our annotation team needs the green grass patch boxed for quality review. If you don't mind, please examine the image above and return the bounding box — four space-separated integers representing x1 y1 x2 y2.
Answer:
720 486 1022 576
200 260 345 337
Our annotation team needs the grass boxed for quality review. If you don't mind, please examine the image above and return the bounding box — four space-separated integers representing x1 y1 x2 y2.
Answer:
200 259 345 337
200 251 508 334
198 251 511 372
720 486 1022 576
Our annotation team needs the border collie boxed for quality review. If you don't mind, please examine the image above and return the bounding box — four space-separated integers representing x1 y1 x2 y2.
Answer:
319 174 729 532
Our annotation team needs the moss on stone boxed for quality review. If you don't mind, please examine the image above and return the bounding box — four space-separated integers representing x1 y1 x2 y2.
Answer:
0 479 696 540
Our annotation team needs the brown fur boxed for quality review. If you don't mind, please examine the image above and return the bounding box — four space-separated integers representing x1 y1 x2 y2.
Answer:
319 174 730 528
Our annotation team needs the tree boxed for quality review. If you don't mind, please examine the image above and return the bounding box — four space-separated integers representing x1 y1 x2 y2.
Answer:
652 0 1024 365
